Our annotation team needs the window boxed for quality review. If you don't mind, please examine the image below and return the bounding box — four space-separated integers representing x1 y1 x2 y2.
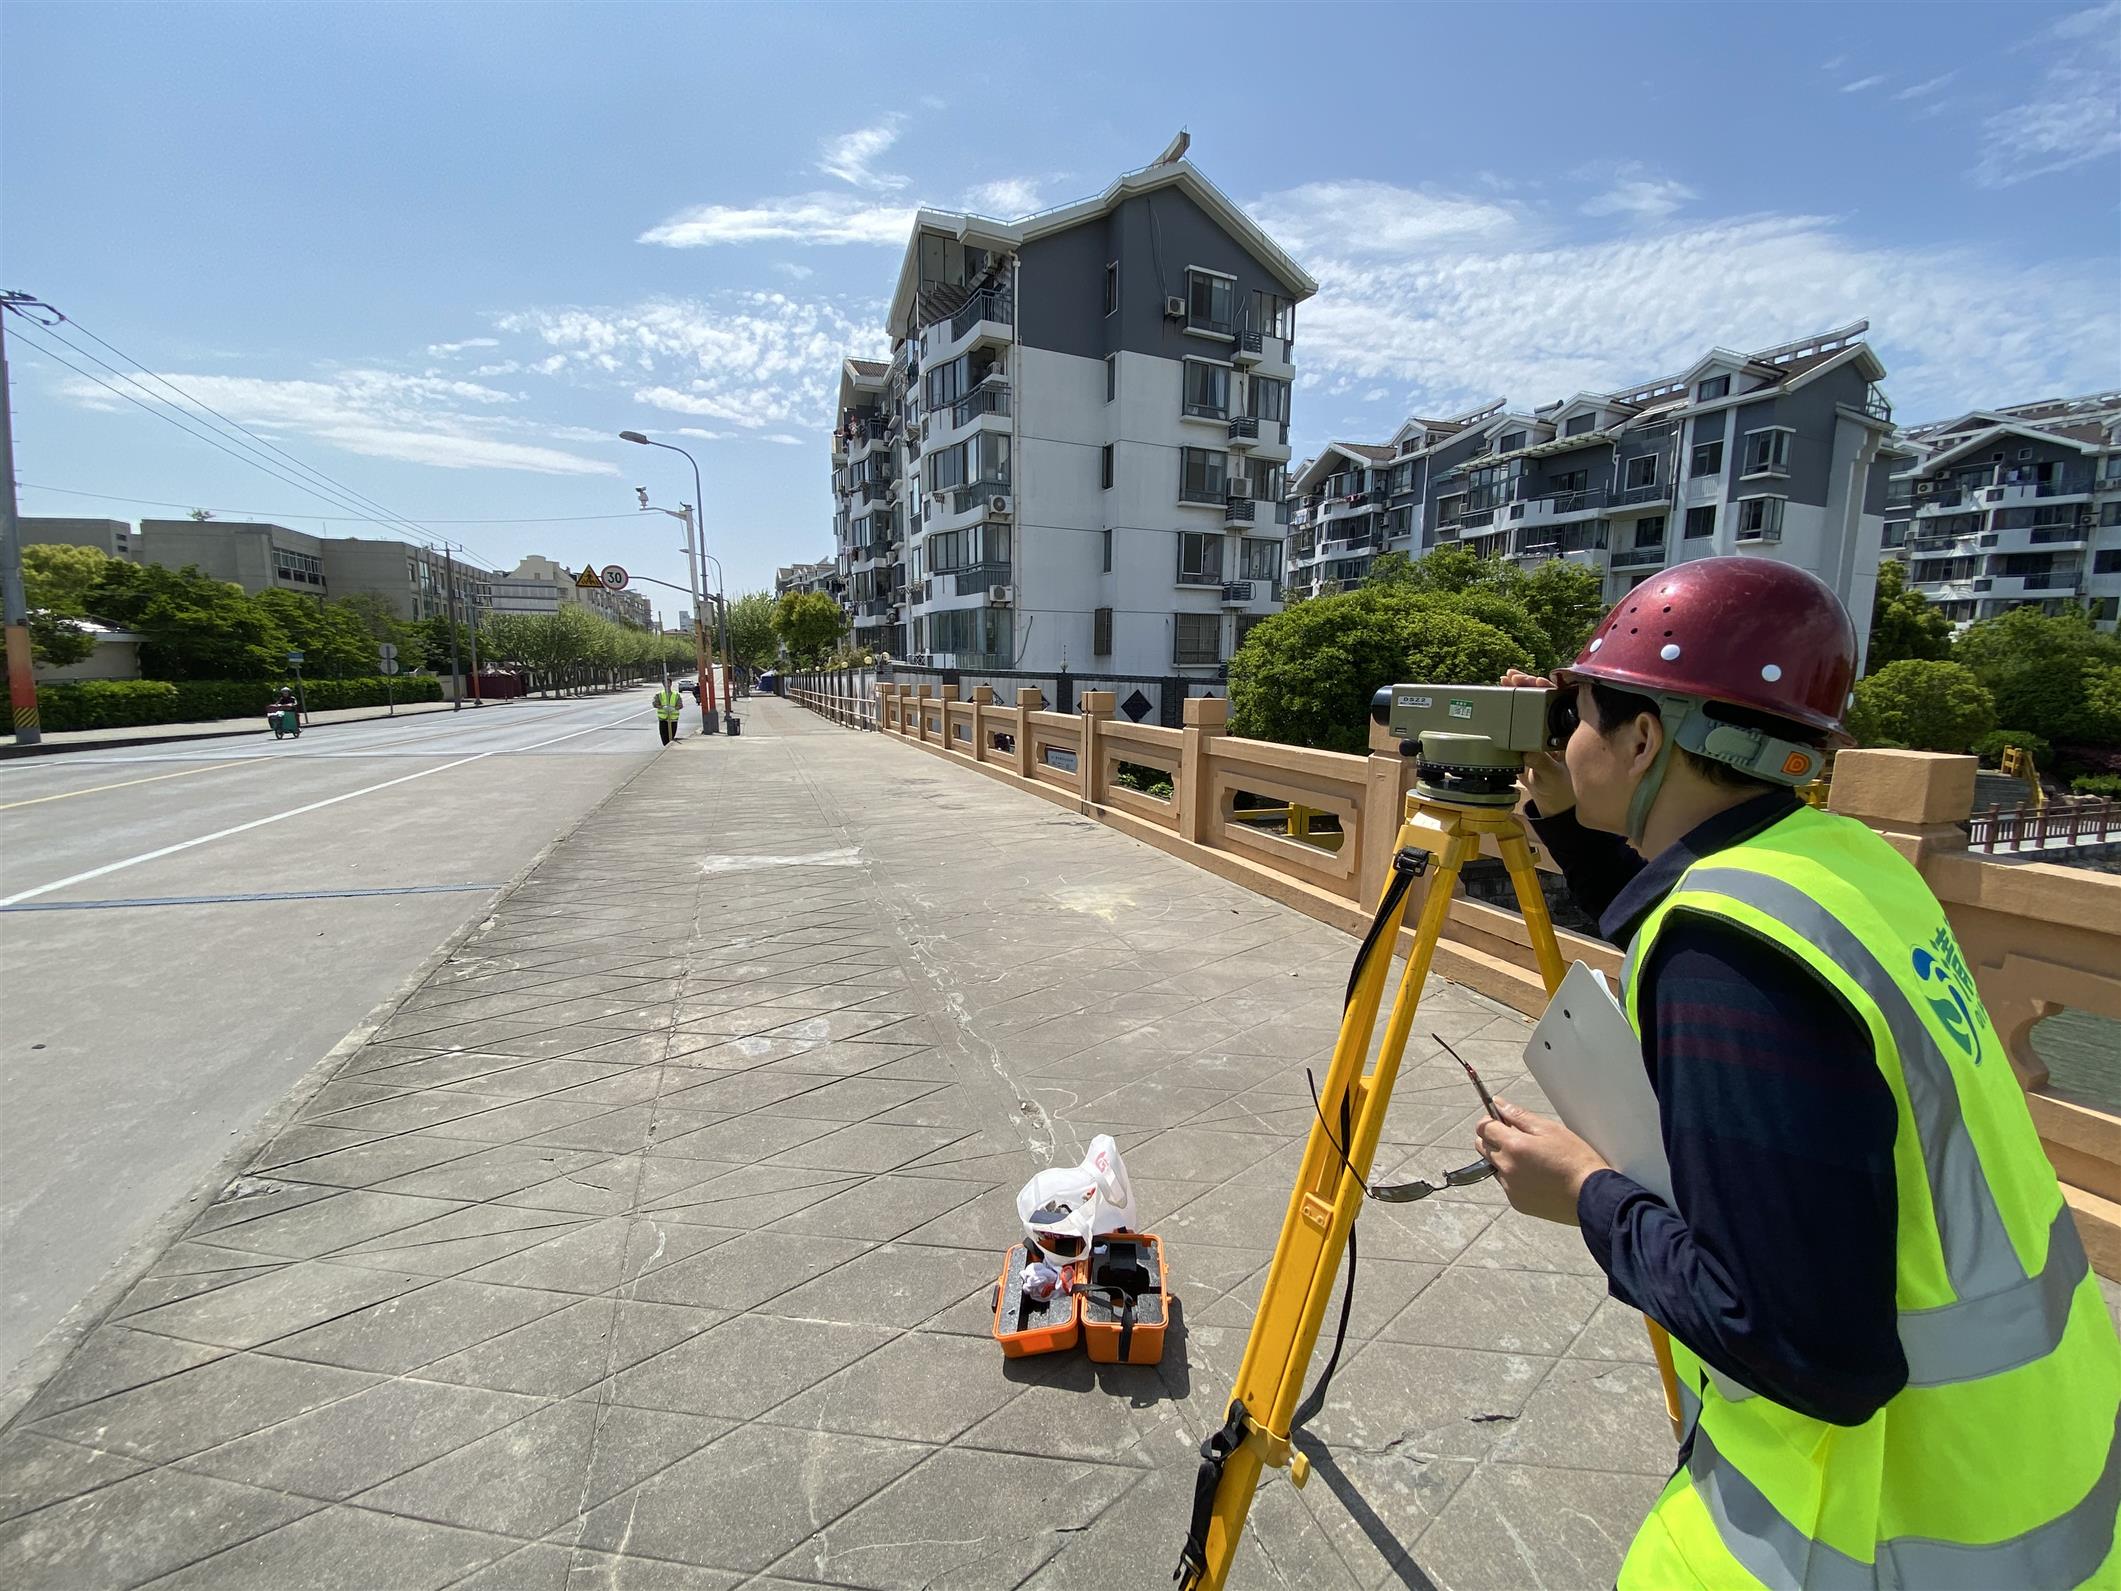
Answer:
927 441 968 493
1551 468 1591 495
1240 538 1281 580
1183 359 1230 418
1102 528 1112 572
1743 428 1792 477
2101 502 2121 527
926 529 968 572
1177 532 1223 582
1250 289 1295 339
1186 269 1235 335
1174 612 1221 665
1564 414 1596 437
1736 496 1785 538
1251 376 1290 424
2017 447 2034 462
926 356 968 412
1697 374 1731 402
974 430 1011 486
1179 447 1228 503
1105 354 1117 402
1234 613 1267 650
1685 505 1716 539
1625 454 1659 490
1101 444 1114 490
1104 262 1118 317
1634 516 1667 549
1691 439 1725 477
1094 606 1113 655
1883 520 1908 548
2091 548 2121 574
1499 431 1527 453
1253 463 1287 501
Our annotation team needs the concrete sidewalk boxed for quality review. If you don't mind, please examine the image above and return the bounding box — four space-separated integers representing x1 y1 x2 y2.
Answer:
0 694 1675 1590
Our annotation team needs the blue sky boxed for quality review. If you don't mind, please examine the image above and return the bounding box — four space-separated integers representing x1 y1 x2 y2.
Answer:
3 1 2116 604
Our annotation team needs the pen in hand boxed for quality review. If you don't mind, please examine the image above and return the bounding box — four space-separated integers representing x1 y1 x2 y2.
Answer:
1434 1034 1504 1123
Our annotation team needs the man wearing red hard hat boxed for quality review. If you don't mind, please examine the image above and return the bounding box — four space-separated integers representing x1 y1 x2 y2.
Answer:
1474 557 2119 1588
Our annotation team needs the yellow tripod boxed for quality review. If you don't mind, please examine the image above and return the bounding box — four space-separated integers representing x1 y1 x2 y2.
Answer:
1174 792 1681 1590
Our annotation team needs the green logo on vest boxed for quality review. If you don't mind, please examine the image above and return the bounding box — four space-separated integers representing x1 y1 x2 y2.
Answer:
1911 927 1988 1065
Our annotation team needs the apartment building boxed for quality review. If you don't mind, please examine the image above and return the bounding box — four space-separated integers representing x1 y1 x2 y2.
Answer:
16 516 139 560
1883 391 2121 630
774 558 839 600
138 518 330 597
827 149 1315 680
488 555 653 629
1285 322 1902 664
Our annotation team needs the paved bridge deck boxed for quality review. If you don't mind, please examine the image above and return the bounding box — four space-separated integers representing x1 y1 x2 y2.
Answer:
9 696 2106 1590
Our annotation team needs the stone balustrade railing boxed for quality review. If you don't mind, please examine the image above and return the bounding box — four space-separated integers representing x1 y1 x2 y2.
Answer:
836 685 2121 1276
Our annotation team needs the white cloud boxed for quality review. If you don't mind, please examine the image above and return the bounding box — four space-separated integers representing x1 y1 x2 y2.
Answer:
919 94 947 111
1842 75 1887 93
760 433 805 445
1820 54 1847 71
1248 180 1521 257
470 360 521 377
1894 70 1958 101
427 336 500 356
1578 163 1697 222
965 177 1046 217
674 426 739 442
1267 182 2119 421
1972 2 2121 186
773 262 816 280
53 367 616 476
500 292 889 435
817 118 907 191
638 192 914 247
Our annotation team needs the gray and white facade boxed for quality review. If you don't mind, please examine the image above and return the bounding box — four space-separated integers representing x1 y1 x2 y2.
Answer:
828 155 1316 679
1883 392 2121 631
1285 323 1901 666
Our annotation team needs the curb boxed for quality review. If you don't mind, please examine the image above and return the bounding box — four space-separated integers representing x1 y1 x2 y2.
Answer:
0 738 669 1429
0 700 502 761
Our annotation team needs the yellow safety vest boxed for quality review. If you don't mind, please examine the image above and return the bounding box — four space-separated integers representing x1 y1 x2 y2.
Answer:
1616 804 2120 1590
654 690 682 721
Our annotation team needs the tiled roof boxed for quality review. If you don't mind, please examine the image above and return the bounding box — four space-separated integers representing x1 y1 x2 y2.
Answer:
848 358 889 377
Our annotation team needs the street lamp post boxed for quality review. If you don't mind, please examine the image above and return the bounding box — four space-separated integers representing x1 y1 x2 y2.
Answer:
620 431 732 734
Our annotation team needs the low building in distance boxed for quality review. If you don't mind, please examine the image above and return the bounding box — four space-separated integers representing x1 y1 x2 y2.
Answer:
1285 322 1903 665
14 516 139 560
1883 391 2121 631
488 554 653 629
129 517 495 623
828 143 1316 680
774 557 839 600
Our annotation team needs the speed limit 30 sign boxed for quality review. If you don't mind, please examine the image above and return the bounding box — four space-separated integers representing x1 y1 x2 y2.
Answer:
600 565 630 591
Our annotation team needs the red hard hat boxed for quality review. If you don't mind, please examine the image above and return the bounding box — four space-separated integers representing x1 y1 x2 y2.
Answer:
1560 557 1856 743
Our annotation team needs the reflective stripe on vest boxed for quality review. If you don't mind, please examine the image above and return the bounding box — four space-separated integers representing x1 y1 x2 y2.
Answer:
1629 864 2087 1386
1686 1404 2121 1591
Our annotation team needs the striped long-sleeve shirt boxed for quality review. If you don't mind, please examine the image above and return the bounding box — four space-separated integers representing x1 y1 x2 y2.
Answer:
1529 789 1907 1428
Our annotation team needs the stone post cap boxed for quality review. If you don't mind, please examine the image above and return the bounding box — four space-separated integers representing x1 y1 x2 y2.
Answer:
1828 748 1977 827
970 686 996 704
1079 690 1117 716
1183 695 1230 729
1015 686 1044 709
938 686 960 701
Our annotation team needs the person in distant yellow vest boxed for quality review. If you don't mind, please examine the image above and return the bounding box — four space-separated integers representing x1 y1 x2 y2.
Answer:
652 682 683 745
1473 557 2119 1589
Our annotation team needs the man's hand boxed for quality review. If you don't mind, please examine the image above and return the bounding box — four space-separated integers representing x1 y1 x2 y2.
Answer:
1475 1099 1612 1225
1501 669 1574 816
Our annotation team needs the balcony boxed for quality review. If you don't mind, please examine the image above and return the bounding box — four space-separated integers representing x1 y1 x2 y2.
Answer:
1862 384 1892 423
1736 522 1783 545
1227 416 1259 451
1516 485 1609 525
857 478 893 504
1914 488 1970 515
1177 567 1225 587
1233 329 1263 365
1220 581 1255 605
950 383 1010 428
1223 495 1256 527
1180 481 1227 507
952 562 1013 597
1611 540 1666 570
1513 522 1610 562
950 480 1012 517
1612 480 1672 509
944 287 1014 351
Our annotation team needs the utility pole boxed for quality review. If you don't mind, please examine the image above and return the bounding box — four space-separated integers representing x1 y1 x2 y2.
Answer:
0 299 40 744
682 505 717 733
440 548 464 711
459 544 484 705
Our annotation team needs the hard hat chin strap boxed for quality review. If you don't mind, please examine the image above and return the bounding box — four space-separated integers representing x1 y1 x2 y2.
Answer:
1624 698 1687 847
1624 691 1825 846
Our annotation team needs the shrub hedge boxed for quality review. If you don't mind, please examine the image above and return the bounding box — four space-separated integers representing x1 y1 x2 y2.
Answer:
37 675 443 732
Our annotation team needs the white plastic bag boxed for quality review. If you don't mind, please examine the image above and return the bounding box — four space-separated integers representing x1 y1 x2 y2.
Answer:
1017 1133 1137 1252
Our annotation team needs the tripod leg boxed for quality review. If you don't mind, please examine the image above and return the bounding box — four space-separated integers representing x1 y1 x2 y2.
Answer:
1180 825 1479 1590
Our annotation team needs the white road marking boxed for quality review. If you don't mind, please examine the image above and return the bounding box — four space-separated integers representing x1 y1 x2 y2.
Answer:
0 711 649 908
695 847 862 876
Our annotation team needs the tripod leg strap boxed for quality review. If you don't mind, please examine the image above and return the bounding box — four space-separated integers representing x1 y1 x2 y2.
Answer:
1176 1398 1250 1587
1292 1225 1354 1431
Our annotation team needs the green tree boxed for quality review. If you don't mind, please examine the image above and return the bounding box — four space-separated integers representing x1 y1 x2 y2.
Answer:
1865 559 1953 670
84 561 288 680
1513 559 1605 669
724 592 780 670
255 590 375 678
29 611 97 668
1953 604 2121 746
1229 586 1535 754
773 590 847 668
22 544 113 615
1847 659 1997 752
1364 545 1600 671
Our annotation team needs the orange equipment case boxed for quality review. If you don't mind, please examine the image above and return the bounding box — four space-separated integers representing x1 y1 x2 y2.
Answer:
1079 1232 1169 1366
991 1243 1082 1358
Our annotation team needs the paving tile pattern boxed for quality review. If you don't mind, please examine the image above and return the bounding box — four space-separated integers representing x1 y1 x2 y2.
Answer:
25 696 2086 1588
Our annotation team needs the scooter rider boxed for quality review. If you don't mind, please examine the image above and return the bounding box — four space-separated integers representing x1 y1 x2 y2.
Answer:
1476 556 2119 1588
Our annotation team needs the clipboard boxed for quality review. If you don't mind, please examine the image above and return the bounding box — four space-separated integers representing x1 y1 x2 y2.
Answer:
1523 960 1673 1207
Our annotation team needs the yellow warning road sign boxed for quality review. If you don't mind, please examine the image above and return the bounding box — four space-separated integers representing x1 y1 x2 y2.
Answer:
575 564 602 589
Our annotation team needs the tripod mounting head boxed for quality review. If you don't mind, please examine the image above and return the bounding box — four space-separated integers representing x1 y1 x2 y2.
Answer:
1370 683 1563 808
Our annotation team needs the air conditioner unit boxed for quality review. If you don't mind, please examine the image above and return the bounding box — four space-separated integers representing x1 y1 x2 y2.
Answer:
988 495 1013 516
1164 296 1188 320
988 585 1015 605
1227 477 1253 500
1916 482 1934 495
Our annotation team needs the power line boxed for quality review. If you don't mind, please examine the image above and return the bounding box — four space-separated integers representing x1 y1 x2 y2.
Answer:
19 482 645 526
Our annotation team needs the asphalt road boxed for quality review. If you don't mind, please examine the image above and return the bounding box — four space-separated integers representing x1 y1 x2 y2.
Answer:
0 690 676 1396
